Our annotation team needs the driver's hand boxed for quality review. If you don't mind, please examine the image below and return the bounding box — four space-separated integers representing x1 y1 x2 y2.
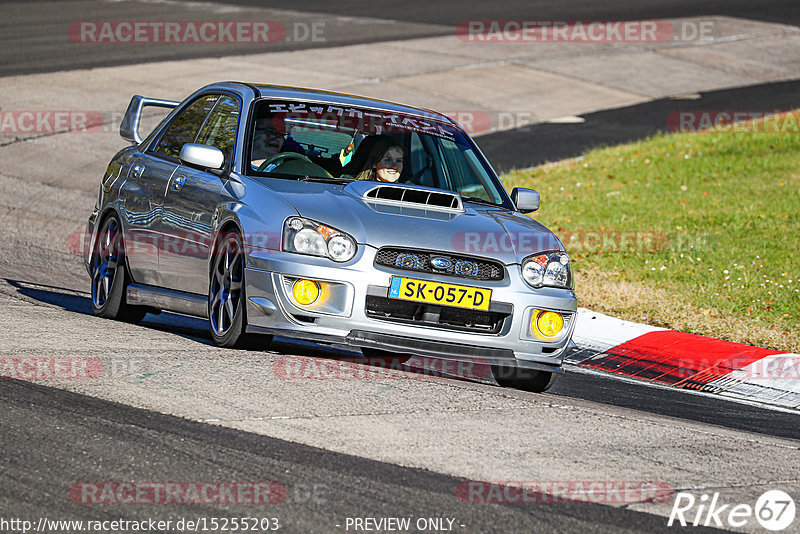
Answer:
282 136 321 157
281 136 305 154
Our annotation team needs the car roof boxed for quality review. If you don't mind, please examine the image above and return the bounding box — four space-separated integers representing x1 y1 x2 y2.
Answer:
225 81 456 125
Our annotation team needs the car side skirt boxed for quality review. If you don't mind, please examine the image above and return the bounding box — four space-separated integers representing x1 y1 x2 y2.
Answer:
126 283 207 318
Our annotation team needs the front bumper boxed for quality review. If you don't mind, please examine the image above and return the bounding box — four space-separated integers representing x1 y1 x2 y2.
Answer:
244 245 577 371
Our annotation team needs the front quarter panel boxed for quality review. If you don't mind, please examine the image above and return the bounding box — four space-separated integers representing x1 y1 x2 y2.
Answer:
215 174 300 262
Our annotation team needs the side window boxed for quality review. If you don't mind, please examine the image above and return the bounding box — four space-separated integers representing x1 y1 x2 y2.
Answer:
152 94 219 159
196 95 240 162
440 140 501 203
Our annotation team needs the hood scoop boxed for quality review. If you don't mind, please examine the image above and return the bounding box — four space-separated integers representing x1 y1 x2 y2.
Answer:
361 185 464 211
353 182 464 212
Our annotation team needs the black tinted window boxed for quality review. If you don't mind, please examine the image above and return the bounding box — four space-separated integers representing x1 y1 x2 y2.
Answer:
153 94 219 158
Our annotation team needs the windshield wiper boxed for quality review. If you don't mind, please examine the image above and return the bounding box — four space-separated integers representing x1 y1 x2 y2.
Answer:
261 171 348 184
298 175 353 184
460 195 502 208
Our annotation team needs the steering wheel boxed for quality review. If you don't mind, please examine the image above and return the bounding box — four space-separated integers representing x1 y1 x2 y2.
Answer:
257 151 314 172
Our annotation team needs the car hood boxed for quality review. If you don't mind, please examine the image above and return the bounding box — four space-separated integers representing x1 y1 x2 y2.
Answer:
259 179 563 264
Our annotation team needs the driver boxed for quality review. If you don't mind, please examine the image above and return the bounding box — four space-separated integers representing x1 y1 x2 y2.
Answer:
250 118 316 170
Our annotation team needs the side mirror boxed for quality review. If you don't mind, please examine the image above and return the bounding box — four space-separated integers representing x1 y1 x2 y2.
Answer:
511 187 540 213
180 143 224 170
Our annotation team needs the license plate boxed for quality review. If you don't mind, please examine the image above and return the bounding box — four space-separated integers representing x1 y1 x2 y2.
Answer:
388 276 492 311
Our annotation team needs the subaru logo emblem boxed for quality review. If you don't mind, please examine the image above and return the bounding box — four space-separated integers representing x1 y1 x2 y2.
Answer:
430 257 452 270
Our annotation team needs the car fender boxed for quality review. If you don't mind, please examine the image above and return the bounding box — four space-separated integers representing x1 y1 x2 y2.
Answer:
212 176 300 268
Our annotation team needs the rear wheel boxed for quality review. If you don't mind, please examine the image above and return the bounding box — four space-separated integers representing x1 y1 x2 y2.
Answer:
89 214 147 323
208 231 271 349
491 364 557 392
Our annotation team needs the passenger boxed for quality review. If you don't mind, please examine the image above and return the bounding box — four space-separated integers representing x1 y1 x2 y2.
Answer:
344 135 405 182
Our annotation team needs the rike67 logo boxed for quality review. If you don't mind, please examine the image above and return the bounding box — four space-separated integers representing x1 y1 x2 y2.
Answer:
668 490 795 531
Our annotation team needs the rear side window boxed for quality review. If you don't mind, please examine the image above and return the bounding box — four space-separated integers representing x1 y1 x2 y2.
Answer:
152 94 219 159
196 95 240 163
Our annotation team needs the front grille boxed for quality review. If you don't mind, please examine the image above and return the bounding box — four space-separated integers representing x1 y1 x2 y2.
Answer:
375 247 504 281
365 295 509 334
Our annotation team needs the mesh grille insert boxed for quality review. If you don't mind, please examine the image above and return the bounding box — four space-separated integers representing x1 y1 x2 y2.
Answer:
375 248 504 281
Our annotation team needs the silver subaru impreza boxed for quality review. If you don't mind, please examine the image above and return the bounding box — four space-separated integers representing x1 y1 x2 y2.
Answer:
85 82 577 391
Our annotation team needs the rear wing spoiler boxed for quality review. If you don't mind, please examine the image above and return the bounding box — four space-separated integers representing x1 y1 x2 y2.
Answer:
120 95 179 144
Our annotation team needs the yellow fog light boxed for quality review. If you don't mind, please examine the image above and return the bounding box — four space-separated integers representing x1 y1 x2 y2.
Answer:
534 310 564 338
292 279 320 306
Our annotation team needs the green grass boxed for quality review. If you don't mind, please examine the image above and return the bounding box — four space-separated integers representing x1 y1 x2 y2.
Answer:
503 113 800 350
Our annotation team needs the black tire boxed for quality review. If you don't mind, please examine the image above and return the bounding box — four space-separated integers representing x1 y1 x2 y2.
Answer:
208 230 272 349
491 364 558 392
89 214 147 324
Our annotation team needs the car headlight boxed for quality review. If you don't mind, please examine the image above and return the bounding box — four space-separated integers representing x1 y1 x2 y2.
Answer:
521 252 573 289
283 217 357 262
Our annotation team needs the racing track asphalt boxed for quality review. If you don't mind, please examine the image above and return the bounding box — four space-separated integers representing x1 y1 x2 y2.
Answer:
10 279 800 443
0 378 724 534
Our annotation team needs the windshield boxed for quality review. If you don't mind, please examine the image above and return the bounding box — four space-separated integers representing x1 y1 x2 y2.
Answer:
246 99 510 207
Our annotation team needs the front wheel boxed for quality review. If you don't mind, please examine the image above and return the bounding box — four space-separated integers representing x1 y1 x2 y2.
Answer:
89 214 147 323
208 231 271 349
491 364 557 392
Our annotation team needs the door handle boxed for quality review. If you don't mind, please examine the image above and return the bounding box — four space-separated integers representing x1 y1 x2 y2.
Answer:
172 174 187 191
130 164 144 180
